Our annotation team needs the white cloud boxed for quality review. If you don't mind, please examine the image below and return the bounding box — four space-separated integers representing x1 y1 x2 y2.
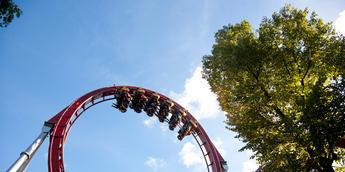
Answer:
335 9 345 34
242 151 259 172
143 118 156 128
143 118 169 134
159 123 168 132
178 138 227 172
211 137 226 157
179 142 204 170
145 156 167 171
171 66 223 120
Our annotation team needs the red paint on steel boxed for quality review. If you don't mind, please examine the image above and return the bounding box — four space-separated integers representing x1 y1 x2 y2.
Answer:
46 86 226 172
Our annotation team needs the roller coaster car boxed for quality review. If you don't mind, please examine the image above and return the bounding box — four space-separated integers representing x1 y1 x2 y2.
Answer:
158 100 174 122
112 87 132 113
144 93 160 117
130 89 148 113
168 109 185 131
177 120 197 141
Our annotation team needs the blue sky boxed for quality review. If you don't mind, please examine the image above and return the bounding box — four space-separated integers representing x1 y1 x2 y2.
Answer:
1 0 344 171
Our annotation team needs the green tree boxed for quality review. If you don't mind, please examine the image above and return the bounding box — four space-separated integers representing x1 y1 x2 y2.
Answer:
0 0 22 28
202 4 345 171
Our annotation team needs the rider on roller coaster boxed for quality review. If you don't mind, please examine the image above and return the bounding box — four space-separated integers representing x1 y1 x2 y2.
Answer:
158 100 174 122
130 89 148 113
112 87 132 112
169 108 185 131
144 93 160 117
177 120 197 140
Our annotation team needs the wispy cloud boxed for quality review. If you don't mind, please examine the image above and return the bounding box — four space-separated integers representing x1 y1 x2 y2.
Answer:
143 118 156 128
145 156 167 171
200 0 210 38
334 9 345 34
171 66 223 120
159 123 168 132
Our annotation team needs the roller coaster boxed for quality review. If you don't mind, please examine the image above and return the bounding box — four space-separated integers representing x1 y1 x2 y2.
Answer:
7 85 228 172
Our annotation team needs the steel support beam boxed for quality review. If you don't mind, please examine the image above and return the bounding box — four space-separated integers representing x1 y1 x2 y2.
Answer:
7 122 52 172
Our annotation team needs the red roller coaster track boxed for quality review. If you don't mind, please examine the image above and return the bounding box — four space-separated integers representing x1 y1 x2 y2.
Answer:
8 86 228 172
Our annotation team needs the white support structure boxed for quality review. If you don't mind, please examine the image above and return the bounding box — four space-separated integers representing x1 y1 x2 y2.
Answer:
7 123 52 172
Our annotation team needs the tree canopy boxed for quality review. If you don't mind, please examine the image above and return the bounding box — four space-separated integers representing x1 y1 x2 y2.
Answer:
0 0 21 28
202 4 345 171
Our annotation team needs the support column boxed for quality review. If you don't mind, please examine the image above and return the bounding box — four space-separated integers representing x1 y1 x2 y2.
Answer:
7 122 53 172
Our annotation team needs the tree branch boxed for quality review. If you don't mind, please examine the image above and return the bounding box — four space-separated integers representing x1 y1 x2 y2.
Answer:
301 60 312 89
282 58 291 76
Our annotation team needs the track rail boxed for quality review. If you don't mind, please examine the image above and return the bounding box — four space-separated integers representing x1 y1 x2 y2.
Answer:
44 86 227 172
